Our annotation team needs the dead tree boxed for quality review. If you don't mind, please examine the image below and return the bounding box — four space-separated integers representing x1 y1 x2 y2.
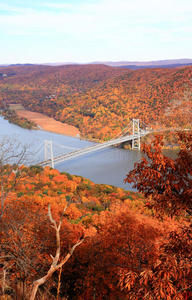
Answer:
29 203 86 300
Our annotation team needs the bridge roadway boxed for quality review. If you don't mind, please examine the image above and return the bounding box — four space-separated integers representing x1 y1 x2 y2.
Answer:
38 131 149 167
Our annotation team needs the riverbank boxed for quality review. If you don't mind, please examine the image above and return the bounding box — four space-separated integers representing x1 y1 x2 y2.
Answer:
16 110 80 138
14 109 183 148
1 109 36 130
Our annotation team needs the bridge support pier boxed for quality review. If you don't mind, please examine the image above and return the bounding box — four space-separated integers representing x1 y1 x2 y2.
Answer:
132 119 141 150
45 140 54 168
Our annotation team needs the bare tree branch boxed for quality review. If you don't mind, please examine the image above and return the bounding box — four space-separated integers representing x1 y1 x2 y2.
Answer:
29 204 86 300
0 136 31 221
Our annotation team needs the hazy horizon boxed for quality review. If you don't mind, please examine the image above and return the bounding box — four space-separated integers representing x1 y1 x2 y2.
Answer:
1 58 192 67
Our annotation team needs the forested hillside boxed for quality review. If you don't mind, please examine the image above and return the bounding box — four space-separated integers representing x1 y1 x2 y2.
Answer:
0 132 191 299
0 64 192 141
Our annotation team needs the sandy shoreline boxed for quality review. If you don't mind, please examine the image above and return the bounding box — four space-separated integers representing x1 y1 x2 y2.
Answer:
16 110 80 138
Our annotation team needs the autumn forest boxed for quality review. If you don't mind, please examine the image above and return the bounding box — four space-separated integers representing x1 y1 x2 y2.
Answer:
0 64 192 142
0 64 192 299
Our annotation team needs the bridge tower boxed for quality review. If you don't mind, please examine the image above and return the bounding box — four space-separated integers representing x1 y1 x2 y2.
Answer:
132 119 140 149
44 140 54 168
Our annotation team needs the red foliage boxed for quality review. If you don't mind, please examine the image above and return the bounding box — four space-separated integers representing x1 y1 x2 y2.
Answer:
124 131 192 216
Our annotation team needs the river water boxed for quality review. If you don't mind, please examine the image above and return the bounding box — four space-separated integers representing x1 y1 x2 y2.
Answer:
0 116 177 191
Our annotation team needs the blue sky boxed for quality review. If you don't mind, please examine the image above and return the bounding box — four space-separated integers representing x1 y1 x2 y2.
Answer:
0 0 192 64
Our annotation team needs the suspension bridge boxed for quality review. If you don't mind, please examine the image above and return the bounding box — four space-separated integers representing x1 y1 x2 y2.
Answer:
31 119 151 168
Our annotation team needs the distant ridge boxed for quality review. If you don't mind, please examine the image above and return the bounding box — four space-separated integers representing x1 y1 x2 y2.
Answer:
1 58 192 69
91 59 192 69
117 63 192 70
42 62 80 66
94 58 192 66
0 62 79 67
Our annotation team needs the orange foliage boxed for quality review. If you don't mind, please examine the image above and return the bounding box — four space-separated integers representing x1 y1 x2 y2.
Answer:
124 131 192 216
0 130 191 298
1 64 192 142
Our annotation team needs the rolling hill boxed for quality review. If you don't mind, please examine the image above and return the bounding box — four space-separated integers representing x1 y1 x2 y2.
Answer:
0 64 192 141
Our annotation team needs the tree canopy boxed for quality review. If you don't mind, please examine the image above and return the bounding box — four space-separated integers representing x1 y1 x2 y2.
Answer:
122 131 192 299
0 131 191 299
124 131 192 217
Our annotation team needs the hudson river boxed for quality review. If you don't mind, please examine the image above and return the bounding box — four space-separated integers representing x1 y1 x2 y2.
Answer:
1 115 173 191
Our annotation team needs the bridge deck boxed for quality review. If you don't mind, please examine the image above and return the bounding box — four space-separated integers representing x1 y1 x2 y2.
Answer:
38 131 149 167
